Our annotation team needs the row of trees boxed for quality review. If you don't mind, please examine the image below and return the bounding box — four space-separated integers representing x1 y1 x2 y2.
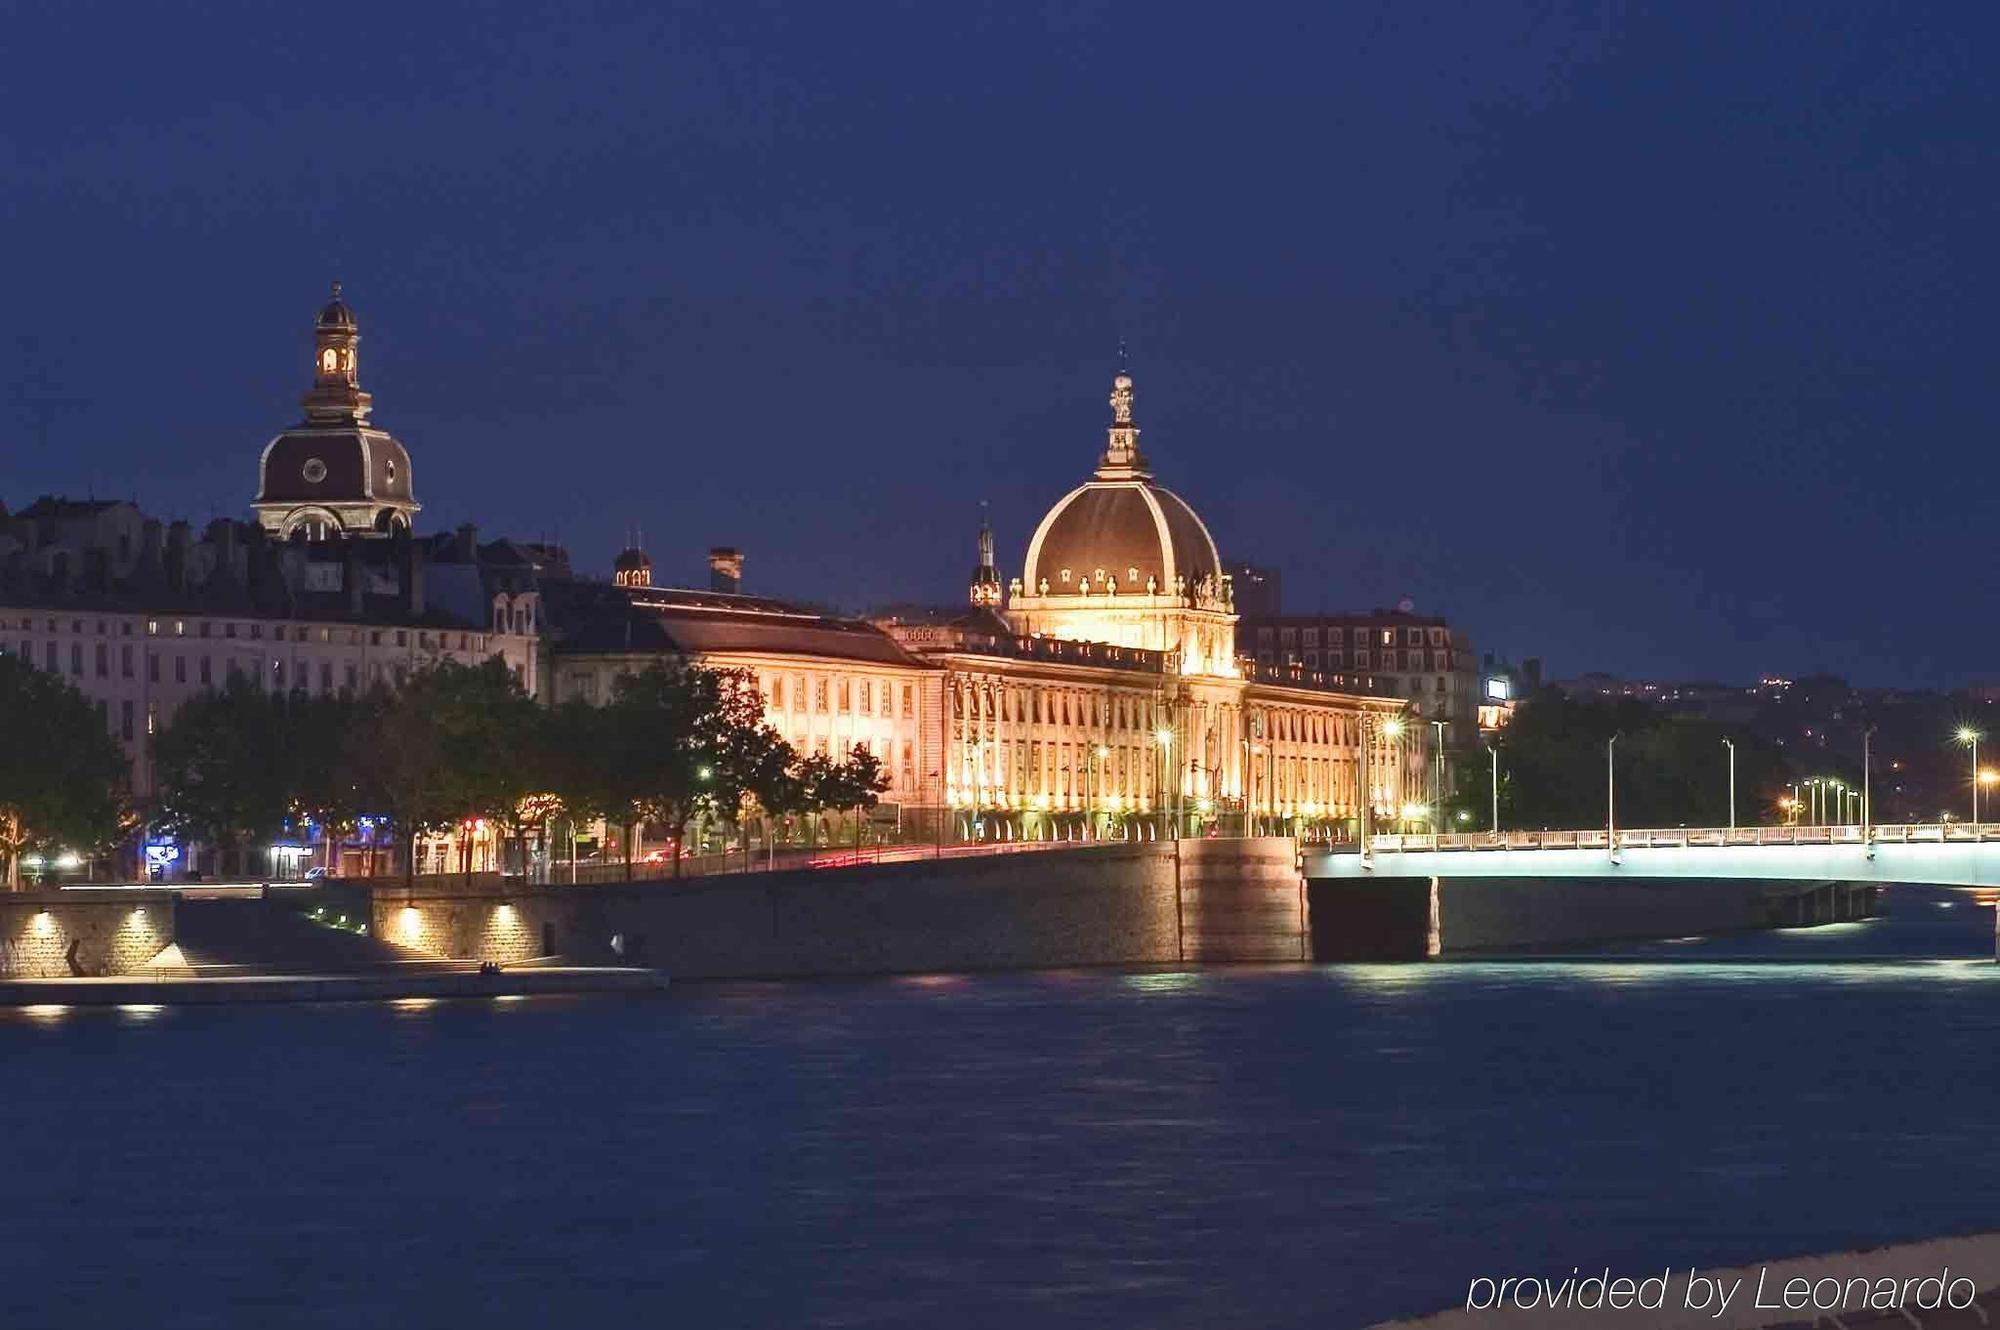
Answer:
1445 688 1796 830
151 658 889 883
0 653 132 889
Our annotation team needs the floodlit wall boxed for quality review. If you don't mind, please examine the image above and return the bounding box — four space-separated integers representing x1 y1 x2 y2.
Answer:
373 839 1307 978
0 892 173 978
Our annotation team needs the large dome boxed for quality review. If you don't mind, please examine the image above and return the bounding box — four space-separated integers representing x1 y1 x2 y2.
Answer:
1022 479 1220 598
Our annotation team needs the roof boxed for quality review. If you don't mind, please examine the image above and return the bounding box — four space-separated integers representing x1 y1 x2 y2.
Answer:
546 581 936 670
1022 479 1221 595
16 497 135 520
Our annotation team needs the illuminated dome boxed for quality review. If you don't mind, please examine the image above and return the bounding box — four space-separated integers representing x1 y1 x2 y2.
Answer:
1023 480 1219 599
613 545 653 589
1006 363 1237 675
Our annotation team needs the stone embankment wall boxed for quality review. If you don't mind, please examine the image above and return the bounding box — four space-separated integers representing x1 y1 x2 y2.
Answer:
373 838 1306 978
1308 875 1879 960
0 892 174 978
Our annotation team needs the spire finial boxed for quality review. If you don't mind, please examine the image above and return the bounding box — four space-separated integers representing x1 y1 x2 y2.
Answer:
1097 353 1149 478
970 502 1001 606
330 279 342 299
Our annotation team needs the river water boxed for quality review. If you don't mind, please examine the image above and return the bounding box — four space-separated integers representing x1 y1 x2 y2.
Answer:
4 887 1998 1329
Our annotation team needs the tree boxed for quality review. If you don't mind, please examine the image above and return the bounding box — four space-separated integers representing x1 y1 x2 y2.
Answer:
811 743 890 850
152 675 296 863
710 716 800 865
0 653 130 888
345 680 451 886
1449 688 1796 831
426 658 542 878
595 662 780 878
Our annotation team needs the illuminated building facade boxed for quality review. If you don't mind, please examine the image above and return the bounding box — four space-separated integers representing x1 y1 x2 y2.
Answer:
544 565 946 832
880 367 1427 839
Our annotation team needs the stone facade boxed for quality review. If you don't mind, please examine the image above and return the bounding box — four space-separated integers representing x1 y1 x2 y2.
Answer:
0 892 173 978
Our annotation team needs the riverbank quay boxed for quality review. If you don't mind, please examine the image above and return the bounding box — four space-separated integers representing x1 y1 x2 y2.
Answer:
0 964 667 1007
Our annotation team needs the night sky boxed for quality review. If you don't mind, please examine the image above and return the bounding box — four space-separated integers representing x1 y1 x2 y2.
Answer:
7 2 1998 686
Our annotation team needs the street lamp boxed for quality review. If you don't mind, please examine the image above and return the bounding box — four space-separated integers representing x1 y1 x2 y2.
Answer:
1430 719 1446 831
1486 743 1500 835
1155 725 1175 840
1959 727 1983 825
1721 738 1736 830
1092 744 1111 841
1359 715 1405 857
1607 733 1619 845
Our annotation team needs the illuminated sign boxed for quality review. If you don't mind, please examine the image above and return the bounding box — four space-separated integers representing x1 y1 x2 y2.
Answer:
1484 677 1511 701
143 843 180 867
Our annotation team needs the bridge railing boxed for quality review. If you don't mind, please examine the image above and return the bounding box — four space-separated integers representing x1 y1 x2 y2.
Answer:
1364 823 2000 854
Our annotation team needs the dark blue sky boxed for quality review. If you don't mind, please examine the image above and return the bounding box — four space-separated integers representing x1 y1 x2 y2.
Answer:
7 1 1998 685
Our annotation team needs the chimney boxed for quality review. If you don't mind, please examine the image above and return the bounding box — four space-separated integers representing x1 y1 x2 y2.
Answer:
83 547 110 593
455 523 478 562
708 546 743 595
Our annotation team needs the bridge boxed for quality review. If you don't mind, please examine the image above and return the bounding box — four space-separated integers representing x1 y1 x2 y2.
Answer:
1305 823 2000 888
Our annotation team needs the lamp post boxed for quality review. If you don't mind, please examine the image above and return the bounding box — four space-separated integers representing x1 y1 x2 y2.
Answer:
1430 719 1446 830
1487 744 1500 835
1092 744 1111 842
1607 734 1619 849
1959 728 1983 825
1862 726 1873 841
1358 714 1405 858
1828 779 1844 827
1155 724 1175 841
1722 738 1736 830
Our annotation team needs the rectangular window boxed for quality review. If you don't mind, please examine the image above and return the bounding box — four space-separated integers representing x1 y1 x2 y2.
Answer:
96 644 108 678
200 657 212 685
902 684 914 719
274 659 285 687
146 702 158 736
838 680 851 713
859 680 871 714
147 651 159 682
250 624 262 641
345 663 358 690
771 677 785 710
224 624 236 639
121 644 134 678
146 620 158 636
199 622 211 638
1302 628 1318 647
46 642 57 671
815 679 829 712
321 662 333 692
175 655 186 684
71 643 83 674
120 701 134 742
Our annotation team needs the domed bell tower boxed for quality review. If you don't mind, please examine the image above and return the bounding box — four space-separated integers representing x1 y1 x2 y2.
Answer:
302 282 372 425
254 282 421 541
